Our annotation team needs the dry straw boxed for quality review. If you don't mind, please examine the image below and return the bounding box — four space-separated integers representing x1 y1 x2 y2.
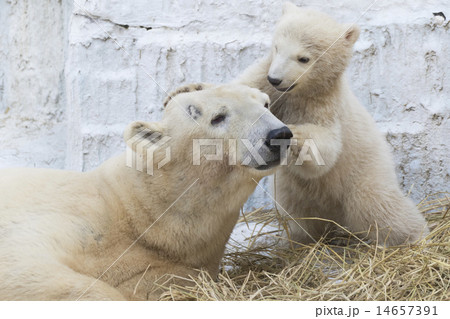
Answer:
160 192 450 301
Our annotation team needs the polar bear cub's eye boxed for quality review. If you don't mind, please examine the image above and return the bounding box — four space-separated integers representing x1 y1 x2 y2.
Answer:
298 57 310 63
211 114 227 126
264 102 269 109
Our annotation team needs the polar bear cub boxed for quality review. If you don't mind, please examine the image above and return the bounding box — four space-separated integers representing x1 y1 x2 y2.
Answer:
0 84 292 300
235 3 429 245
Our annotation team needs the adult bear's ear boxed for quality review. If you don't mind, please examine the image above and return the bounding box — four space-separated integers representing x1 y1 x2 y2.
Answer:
123 121 165 147
342 24 360 46
282 2 298 15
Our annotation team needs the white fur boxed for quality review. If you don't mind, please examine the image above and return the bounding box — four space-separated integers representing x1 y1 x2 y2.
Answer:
0 84 287 300
235 3 429 246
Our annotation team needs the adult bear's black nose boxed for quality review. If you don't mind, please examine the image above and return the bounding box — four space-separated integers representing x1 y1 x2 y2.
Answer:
267 76 282 86
265 126 293 152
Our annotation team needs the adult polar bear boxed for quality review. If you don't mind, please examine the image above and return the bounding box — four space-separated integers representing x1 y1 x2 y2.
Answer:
0 84 292 300
234 3 429 245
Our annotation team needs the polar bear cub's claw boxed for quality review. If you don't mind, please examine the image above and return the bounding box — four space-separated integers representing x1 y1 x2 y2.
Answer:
163 83 215 107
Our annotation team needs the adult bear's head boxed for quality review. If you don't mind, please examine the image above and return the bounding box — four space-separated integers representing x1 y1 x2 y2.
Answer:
124 84 292 177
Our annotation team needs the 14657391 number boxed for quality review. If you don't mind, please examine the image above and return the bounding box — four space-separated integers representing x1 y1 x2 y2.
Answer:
376 306 438 316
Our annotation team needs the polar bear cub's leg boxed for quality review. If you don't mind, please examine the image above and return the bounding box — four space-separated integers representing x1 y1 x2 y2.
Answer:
342 184 429 246
274 169 346 246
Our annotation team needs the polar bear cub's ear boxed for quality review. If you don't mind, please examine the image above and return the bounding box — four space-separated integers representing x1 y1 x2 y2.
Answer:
123 121 165 147
282 2 299 15
342 24 360 46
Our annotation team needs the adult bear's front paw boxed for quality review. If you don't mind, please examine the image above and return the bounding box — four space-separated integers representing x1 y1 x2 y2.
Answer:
163 83 215 107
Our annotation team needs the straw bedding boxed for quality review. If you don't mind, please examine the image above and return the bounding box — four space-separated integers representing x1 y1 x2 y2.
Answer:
159 192 450 301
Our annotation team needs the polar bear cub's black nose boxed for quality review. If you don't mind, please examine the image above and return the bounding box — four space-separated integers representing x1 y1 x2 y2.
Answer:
265 126 293 152
267 76 282 86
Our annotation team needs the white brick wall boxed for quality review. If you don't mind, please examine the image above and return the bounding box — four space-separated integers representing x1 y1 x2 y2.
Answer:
0 0 448 210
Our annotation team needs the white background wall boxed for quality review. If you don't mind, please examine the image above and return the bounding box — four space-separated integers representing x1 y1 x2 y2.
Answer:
0 0 448 211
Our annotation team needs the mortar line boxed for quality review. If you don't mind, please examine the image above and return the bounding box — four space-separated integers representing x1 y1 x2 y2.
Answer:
72 0 200 126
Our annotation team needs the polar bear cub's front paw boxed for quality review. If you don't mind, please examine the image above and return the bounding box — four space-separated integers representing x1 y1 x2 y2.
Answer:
286 124 304 158
163 83 215 107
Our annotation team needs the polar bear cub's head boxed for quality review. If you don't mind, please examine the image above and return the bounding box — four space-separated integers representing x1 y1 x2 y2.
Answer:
124 84 292 176
267 2 360 94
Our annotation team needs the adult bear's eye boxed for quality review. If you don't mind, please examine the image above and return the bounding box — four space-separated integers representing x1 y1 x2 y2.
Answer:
264 102 269 108
211 114 227 125
298 57 310 63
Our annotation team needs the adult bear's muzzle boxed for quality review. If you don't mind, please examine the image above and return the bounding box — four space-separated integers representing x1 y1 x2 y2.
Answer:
265 126 293 153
